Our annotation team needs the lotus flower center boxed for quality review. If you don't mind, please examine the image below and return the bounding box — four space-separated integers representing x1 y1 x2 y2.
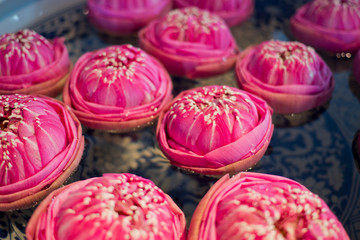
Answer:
247 40 322 86
0 108 13 130
90 45 145 72
166 86 260 155
163 7 225 43
279 50 292 61
0 117 9 130
0 105 22 131
215 184 334 239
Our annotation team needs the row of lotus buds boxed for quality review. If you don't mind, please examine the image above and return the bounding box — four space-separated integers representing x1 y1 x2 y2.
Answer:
85 0 360 55
0 0 358 114
86 0 254 35
2 0 360 94
86 0 360 54
0 30 338 175
24 172 349 239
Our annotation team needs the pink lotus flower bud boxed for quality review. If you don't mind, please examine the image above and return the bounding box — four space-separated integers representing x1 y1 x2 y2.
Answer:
174 0 254 27
62 44 173 132
290 0 360 53
138 7 239 79
0 94 84 211
0 29 71 97
188 172 350 240
235 40 334 114
156 85 273 176
87 0 172 35
26 173 186 240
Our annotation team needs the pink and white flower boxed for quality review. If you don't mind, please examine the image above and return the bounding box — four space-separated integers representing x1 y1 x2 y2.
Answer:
174 0 254 27
0 94 84 211
26 173 186 240
290 0 360 53
139 7 239 79
62 44 173 132
0 29 71 97
188 172 350 240
87 0 172 35
156 85 273 176
236 40 334 114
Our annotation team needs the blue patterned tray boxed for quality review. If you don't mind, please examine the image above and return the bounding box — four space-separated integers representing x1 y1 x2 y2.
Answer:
1 1 360 239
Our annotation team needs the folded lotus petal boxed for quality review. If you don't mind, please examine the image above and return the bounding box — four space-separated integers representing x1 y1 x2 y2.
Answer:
156 85 273 176
26 173 186 240
290 0 360 53
0 29 71 97
0 94 84 211
139 7 239 79
236 40 334 114
63 44 173 132
188 172 350 240
174 0 254 27
87 0 172 35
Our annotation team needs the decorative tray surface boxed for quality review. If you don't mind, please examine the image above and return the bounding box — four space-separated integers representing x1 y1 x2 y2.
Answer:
1 0 360 239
